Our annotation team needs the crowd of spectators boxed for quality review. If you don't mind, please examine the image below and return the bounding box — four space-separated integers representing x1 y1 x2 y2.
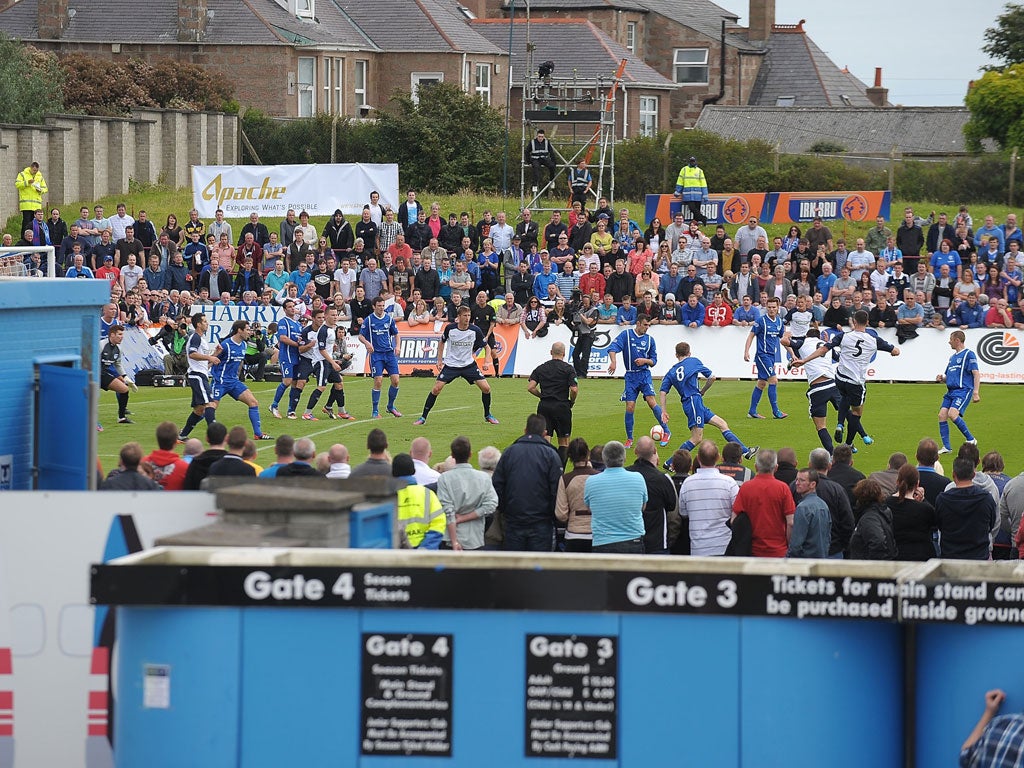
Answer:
101 417 1024 564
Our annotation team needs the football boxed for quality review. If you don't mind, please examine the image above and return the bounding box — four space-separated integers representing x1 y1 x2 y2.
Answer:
650 424 665 442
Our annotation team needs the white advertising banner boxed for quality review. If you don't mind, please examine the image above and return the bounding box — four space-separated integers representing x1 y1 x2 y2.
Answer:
510 325 1024 384
191 164 399 218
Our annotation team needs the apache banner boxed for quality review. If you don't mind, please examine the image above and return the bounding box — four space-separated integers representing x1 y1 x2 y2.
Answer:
644 191 891 227
191 164 399 218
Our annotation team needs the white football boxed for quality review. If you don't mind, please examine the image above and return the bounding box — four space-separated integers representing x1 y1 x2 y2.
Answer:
650 424 665 442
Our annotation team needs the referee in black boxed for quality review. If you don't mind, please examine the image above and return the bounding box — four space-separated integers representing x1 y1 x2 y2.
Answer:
527 341 579 467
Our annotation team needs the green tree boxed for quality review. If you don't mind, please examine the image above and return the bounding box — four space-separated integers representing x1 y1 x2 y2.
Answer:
374 82 505 192
982 3 1024 68
964 65 1024 150
0 33 64 124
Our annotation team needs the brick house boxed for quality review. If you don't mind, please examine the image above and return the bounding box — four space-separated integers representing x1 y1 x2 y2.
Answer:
471 18 676 139
0 0 507 118
467 0 882 129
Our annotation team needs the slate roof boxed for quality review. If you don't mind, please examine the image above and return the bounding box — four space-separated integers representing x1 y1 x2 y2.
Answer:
748 25 878 108
335 0 503 53
695 106 984 155
0 0 502 52
500 0 761 52
472 18 676 89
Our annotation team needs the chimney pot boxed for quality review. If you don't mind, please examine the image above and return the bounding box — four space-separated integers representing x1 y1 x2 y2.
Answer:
874 67 882 88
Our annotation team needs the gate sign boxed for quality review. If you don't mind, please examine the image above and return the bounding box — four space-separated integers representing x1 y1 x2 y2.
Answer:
644 191 891 227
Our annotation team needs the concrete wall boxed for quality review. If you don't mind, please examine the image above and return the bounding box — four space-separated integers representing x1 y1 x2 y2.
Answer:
0 109 238 215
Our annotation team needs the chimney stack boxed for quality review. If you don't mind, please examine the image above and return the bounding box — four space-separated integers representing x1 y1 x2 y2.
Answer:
866 67 888 107
748 0 776 43
37 0 70 40
178 0 209 42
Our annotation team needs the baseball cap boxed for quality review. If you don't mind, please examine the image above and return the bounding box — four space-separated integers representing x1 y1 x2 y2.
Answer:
104 255 113 261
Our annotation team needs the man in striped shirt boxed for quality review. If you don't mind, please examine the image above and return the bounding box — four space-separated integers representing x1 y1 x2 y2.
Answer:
678 440 738 556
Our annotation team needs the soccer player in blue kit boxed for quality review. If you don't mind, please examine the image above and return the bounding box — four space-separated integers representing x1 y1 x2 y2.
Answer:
935 329 980 455
269 299 303 419
659 341 758 462
743 296 788 419
210 319 272 439
360 296 402 418
606 314 669 449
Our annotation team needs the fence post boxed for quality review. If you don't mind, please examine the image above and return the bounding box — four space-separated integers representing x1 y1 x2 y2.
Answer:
1010 147 1019 207
888 145 896 193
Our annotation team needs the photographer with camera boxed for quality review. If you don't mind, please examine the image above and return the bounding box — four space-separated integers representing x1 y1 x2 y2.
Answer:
245 322 272 382
150 317 191 375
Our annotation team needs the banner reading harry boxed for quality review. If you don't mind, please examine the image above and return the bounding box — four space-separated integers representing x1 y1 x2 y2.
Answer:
191 163 399 218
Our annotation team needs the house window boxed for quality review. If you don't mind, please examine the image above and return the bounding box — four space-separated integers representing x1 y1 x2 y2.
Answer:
411 72 444 104
297 56 315 116
475 63 491 105
324 57 343 115
295 0 314 19
638 96 658 137
673 48 709 85
354 60 368 111
626 22 637 53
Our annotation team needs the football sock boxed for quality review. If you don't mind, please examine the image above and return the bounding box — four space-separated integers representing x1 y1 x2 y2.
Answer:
482 391 492 416
939 420 951 449
248 406 262 435
653 405 666 425
624 411 635 439
272 383 287 408
678 440 695 452
953 417 974 441
387 386 399 411
422 393 437 419
723 430 746 452
116 392 129 418
288 387 302 413
749 387 763 413
372 389 381 412
204 407 216 424
557 445 567 467
306 389 323 410
846 414 864 442
181 411 202 436
817 428 834 453
767 384 780 413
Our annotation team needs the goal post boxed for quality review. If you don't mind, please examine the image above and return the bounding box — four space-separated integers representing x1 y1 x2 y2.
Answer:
0 246 57 278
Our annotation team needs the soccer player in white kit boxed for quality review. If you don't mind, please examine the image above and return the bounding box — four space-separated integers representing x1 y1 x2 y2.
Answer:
792 310 900 449
789 327 843 453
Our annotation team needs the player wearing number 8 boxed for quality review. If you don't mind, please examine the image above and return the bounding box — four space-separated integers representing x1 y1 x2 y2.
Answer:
659 341 757 462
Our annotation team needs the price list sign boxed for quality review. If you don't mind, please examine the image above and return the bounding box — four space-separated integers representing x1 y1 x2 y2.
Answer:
524 634 617 759
360 633 453 757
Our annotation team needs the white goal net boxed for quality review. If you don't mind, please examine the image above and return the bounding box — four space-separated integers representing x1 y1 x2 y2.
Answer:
0 246 56 278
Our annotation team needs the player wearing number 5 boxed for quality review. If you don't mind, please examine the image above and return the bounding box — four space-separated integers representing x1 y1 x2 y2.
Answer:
792 310 900 449
935 330 980 455
659 341 757 463
606 314 669 449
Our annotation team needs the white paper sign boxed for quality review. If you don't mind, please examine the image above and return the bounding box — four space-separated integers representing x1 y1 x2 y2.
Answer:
143 664 170 709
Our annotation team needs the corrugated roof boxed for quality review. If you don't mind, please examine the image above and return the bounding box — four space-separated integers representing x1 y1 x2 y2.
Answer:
472 18 675 89
696 106 984 155
747 26 876 108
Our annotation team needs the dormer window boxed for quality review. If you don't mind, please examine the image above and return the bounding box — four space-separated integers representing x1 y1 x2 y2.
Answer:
294 0 314 19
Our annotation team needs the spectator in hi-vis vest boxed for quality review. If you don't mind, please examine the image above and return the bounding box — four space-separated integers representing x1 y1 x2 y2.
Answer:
673 156 708 225
15 161 48 234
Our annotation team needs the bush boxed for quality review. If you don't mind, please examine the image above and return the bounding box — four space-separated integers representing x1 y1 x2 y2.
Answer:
0 34 64 123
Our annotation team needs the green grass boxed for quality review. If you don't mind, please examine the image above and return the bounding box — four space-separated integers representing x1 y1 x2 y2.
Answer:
98 377 1024 474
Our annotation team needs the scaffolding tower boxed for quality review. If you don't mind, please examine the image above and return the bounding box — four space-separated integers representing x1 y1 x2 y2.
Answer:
520 54 625 214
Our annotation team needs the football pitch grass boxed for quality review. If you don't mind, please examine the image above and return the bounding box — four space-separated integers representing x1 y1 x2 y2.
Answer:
97 377 1024 475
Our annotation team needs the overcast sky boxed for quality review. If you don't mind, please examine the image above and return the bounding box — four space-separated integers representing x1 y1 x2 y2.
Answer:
771 0 1006 106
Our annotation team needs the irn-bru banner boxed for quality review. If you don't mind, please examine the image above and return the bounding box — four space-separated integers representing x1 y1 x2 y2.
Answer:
374 322 521 376
644 191 891 226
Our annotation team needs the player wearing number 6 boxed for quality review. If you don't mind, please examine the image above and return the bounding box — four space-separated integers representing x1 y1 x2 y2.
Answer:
791 310 900 449
935 330 980 455
659 341 757 463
